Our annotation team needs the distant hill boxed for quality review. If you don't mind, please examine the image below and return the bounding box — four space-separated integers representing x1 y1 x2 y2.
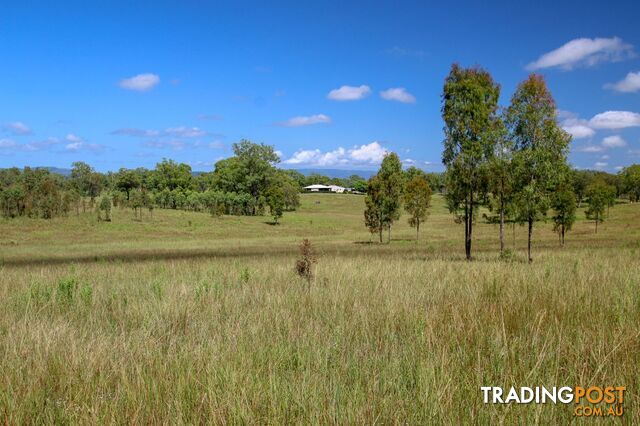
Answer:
39 167 72 177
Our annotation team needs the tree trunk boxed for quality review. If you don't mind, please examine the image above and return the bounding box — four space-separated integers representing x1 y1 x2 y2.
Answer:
561 225 565 246
499 197 505 254
466 194 473 261
416 220 420 241
379 227 383 243
527 218 533 263
595 219 598 234
388 225 391 244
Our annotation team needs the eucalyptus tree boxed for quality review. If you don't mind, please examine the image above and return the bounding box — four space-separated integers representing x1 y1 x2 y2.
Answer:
505 74 571 262
551 179 576 246
377 152 404 243
404 174 432 241
441 64 501 260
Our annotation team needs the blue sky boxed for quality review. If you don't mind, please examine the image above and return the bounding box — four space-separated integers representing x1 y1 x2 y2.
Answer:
1 0 639 173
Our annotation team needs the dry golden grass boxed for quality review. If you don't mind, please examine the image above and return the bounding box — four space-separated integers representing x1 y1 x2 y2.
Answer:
0 194 639 423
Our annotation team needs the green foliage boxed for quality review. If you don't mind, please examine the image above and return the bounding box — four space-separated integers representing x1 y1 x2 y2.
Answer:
98 195 112 221
152 159 193 192
266 184 285 224
620 164 640 202
403 175 432 240
506 74 571 261
364 153 404 243
56 277 79 304
585 179 615 233
441 64 501 259
551 183 576 245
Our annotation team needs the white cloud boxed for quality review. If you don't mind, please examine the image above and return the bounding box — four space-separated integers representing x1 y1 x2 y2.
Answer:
380 87 416 104
111 126 206 138
349 141 388 163
64 142 103 153
65 134 83 143
561 117 595 139
164 126 206 138
3 121 32 135
589 111 640 129
0 138 17 149
327 85 371 101
576 145 604 153
527 37 634 70
119 73 160 91
605 71 640 93
65 142 83 151
283 142 388 167
601 135 627 148
276 114 331 127
111 128 160 137
615 166 624 171
594 162 608 169
601 155 610 160
23 138 60 151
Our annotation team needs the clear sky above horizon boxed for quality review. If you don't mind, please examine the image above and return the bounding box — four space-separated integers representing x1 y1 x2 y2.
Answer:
1 0 639 173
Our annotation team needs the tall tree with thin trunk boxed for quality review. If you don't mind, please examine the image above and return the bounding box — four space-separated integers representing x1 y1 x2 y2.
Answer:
442 64 501 260
363 153 403 243
364 175 384 243
487 119 512 254
404 175 432 241
585 179 613 234
506 74 571 262
551 178 576 246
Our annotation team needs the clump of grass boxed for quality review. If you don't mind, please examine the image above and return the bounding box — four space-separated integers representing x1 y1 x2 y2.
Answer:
295 238 317 286
239 267 250 285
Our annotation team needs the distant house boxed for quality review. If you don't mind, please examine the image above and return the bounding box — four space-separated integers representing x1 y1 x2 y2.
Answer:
304 184 348 193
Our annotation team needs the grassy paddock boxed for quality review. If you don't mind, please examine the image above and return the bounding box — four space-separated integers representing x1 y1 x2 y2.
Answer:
0 194 639 423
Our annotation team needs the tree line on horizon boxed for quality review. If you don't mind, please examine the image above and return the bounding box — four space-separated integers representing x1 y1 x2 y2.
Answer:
361 65 640 262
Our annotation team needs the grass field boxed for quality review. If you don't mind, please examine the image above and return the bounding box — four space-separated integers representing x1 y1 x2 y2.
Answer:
1 193 639 423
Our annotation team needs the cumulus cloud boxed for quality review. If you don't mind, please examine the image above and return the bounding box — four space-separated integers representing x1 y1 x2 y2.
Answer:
575 135 627 153
605 71 640 93
283 141 388 167
589 111 640 129
380 87 416 104
594 162 608 169
601 135 627 148
327 85 371 101
65 134 83 143
349 141 388 163
526 37 634 71
3 121 32 135
276 114 332 127
561 117 595 139
64 142 104 153
119 73 160 91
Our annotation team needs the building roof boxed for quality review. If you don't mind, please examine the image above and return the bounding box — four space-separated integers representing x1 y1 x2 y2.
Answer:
304 184 331 189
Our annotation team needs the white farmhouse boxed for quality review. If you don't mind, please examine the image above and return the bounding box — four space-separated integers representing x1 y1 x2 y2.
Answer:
304 184 347 193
